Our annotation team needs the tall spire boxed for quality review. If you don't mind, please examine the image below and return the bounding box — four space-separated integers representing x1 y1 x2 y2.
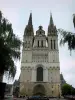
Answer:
48 13 57 35
24 12 34 36
28 13 32 26
49 13 54 26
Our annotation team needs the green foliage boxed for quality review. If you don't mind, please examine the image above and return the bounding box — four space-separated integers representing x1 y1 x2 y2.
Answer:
62 84 72 95
58 14 75 52
0 11 21 78
62 83 75 96
58 29 75 51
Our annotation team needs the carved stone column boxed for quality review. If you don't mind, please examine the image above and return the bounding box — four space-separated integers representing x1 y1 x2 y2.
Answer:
31 67 36 82
43 67 48 82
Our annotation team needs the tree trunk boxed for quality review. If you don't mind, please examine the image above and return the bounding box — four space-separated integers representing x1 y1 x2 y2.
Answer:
0 73 3 82
0 73 6 100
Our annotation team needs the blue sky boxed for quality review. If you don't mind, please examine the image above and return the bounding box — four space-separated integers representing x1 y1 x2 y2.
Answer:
0 0 75 87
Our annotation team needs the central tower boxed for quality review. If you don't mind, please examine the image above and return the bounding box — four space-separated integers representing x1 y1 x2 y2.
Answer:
20 13 61 97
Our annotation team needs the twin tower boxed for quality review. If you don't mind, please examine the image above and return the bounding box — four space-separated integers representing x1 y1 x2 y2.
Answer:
20 13 61 97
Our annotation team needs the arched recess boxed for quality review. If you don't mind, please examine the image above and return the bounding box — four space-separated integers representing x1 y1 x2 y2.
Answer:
33 84 46 96
37 67 43 81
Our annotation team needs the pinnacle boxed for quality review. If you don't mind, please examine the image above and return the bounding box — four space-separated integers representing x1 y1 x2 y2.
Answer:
49 13 54 26
28 13 32 26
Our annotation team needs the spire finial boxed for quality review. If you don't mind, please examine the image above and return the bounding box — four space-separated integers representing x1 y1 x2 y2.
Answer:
49 12 54 25
30 10 32 13
50 11 52 16
28 12 32 26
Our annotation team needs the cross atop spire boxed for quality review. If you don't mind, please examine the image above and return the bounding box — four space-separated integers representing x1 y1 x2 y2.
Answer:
28 13 32 26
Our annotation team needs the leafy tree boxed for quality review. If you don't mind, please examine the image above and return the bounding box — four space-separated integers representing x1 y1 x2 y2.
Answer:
62 83 72 95
0 11 21 81
58 14 75 51
62 83 75 96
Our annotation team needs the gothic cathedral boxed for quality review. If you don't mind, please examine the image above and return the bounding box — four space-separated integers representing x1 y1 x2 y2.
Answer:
20 13 61 97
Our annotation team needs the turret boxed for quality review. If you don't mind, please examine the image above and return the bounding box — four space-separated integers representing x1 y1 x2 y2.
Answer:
33 26 47 48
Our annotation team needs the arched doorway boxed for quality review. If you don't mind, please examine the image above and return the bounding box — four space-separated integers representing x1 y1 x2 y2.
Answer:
33 84 45 96
37 67 43 81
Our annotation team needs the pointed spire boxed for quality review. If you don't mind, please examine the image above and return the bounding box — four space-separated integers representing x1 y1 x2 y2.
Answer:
49 12 54 26
28 13 32 26
48 12 57 35
24 12 34 36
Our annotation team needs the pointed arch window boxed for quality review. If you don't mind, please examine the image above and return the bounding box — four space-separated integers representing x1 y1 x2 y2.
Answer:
51 40 52 49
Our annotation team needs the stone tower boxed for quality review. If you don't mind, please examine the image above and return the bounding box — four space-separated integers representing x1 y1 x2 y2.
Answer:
20 13 61 97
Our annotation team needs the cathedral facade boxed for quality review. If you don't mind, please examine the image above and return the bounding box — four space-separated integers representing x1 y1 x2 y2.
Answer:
20 13 61 97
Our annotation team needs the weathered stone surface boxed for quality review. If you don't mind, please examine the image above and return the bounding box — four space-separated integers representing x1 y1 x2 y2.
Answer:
20 13 61 97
